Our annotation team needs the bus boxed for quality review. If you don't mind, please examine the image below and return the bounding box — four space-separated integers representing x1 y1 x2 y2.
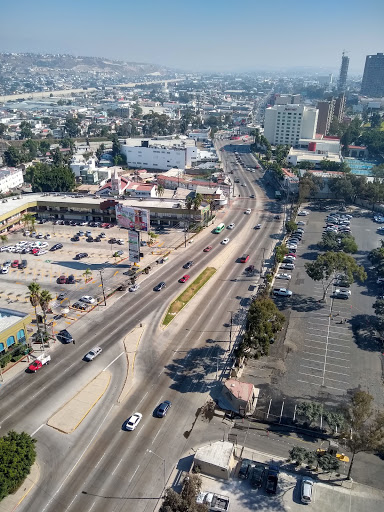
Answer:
214 223 225 234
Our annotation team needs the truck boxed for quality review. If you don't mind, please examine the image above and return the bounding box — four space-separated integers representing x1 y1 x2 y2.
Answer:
28 353 51 372
250 462 266 488
273 288 292 297
265 464 280 494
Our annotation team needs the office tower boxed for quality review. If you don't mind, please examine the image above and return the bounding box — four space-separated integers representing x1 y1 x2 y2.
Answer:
316 100 336 135
361 53 384 97
264 104 318 146
338 52 349 93
333 94 346 122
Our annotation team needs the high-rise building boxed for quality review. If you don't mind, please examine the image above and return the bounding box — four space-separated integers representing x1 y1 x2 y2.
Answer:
361 53 384 98
316 100 336 135
264 104 318 146
333 94 346 122
338 52 349 93
274 94 301 106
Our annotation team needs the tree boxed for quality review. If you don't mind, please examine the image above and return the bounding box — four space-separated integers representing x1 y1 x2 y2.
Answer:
64 117 80 138
21 213 35 231
24 162 75 192
305 252 367 301
275 243 288 264
289 446 340 473
148 231 158 245
319 232 358 254
160 473 208 512
156 184 165 198
83 268 92 283
131 103 143 119
22 139 39 160
329 175 366 204
185 197 193 211
288 446 309 466
370 112 382 129
373 298 384 317
285 220 297 233
341 391 384 479
0 235 8 246
113 154 127 166
371 164 384 179
96 143 105 160
193 193 203 211
19 121 33 139
39 289 53 334
298 173 321 204
3 146 24 167
39 140 51 154
296 401 323 425
0 123 7 137
27 282 41 331
0 430 36 501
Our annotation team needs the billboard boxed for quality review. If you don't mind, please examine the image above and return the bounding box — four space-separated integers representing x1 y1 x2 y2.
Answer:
115 204 150 232
128 230 140 263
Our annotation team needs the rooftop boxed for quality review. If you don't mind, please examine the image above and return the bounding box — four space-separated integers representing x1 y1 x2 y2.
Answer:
194 441 234 470
224 379 255 402
0 308 29 332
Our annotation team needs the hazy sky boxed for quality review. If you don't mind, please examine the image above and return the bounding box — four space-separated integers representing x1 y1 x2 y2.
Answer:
2 0 383 74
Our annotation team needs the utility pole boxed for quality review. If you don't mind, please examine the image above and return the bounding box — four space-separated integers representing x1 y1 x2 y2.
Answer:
99 269 106 306
228 311 233 352
260 247 266 275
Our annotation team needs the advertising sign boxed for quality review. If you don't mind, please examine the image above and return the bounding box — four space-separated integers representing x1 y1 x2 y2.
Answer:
128 230 140 263
115 204 150 232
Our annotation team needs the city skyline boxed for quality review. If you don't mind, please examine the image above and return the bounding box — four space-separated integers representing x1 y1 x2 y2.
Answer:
2 0 383 74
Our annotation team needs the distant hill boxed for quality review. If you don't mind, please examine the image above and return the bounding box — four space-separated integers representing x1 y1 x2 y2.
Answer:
0 52 169 76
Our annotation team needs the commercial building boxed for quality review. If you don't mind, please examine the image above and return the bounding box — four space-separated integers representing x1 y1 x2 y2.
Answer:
287 137 341 166
218 379 259 416
120 138 198 171
0 167 24 194
187 128 211 142
316 100 335 136
0 308 31 355
338 52 349 93
193 442 234 480
333 94 346 122
361 53 384 98
264 104 318 146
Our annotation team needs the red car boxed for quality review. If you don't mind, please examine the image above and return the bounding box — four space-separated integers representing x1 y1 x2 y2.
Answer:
240 254 250 263
179 275 190 283
11 260 19 268
58 275 67 284
203 246 212 252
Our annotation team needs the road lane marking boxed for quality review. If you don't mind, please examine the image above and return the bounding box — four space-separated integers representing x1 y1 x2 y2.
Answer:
102 351 125 371
41 403 115 512
111 458 123 476
65 494 78 511
86 503 96 512
128 465 140 484
31 424 45 436
151 429 161 445
137 391 149 407
64 362 78 374
95 453 106 469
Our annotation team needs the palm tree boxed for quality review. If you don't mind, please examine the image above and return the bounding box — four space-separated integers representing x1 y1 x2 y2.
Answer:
27 282 41 331
83 268 92 283
156 184 165 198
193 193 203 211
148 231 158 246
0 234 8 246
21 213 34 230
39 289 53 334
185 197 193 211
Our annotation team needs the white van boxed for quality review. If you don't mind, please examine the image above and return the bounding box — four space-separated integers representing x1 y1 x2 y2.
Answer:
301 478 314 503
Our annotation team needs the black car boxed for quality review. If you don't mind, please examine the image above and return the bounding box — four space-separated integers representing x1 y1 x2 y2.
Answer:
50 243 63 251
94 237 101 242
183 261 194 269
57 293 66 300
157 400 172 418
57 329 73 344
75 253 88 259
87 237 94 242
238 459 253 479
72 236 80 241
67 274 75 284
154 282 166 291
18 259 27 269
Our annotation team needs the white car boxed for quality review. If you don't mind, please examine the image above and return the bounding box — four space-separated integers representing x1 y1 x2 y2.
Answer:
125 412 142 431
221 238 230 245
117 239 125 245
129 284 140 292
286 244 297 250
36 250 48 256
377 278 384 284
273 287 293 297
1 266 9 274
227 223 235 229
276 273 292 280
297 221 306 226
245 208 252 215
84 346 102 361
334 288 351 299
80 295 96 304
298 210 309 216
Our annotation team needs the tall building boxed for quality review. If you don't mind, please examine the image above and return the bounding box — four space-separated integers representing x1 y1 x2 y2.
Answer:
273 94 301 105
361 53 384 98
333 94 346 122
264 104 318 146
316 100 335 135
337 52 349 93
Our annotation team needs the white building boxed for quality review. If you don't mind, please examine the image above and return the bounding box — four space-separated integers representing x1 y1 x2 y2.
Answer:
264 104 318 146
121 139 198 171
188 128 211 142
70 156 98 177
0 167 24 194
286 137 342 166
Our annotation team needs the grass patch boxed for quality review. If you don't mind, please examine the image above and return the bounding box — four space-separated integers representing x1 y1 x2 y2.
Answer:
163 267 216 326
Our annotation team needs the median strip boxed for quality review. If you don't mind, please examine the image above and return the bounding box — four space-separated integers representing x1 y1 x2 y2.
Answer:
163 267 216 326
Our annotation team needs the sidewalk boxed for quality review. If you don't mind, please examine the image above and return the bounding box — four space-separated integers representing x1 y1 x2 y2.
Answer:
0 462 40 512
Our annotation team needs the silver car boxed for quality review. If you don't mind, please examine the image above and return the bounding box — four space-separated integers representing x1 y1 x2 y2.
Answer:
84 346 102 361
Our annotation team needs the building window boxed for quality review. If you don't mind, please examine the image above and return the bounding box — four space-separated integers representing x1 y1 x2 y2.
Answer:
6 335 15 348
17 329 26 344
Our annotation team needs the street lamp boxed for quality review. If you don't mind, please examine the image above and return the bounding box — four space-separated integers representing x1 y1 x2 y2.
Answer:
147 449 166 492
98 269 106 306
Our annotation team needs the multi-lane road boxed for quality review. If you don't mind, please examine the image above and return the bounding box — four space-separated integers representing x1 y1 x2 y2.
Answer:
1 142 284 512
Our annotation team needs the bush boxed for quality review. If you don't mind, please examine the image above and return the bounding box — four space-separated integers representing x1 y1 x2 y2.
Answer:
0 431 36 501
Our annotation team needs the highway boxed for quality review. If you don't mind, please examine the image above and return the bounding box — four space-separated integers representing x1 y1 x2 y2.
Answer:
1 142 283 512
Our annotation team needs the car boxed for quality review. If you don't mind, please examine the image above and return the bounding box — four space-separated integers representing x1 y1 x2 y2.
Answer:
301 477 314 504
3 260 11 267
255 224 261 229
227 223 235 229
75 252 88 260
18 259 27 269
50 243 63 251
276 273 292 280
72 301 87 310
36 233 43 239
84 346 102 361
45 233 51 239
297 221 306 225
115 250 124 256
67 274 75 284
78 231 85 236
36 249 48 256
155 282 166 291
179 275 190 283
245 265 255 273
283 256 296 262
1 266 9 274
334 288 351 299
280 263 295 270
57 293 66 300
274 215 281 220
273 287 292 297
129 284 140 292
377 277 384 285
298 210 309 216
240 254 250 263
250 194 255 199
11 259 19 268
31 232 36 237
72 236 80 242
125 412 142 431
238 458 253 479
117 239 125 245
100 232 106 238
86 231 92 236
286 245 297 250
24 230 30 236
221 238 230 245
203 246 212 252
57 329 73 344
87 237 94 242
58 275 67 284
156 400 172 418
183 261 194 269
245 208 252 214
80 295 96 304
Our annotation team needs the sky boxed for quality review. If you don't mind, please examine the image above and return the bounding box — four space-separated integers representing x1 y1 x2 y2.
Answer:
2 0 383 74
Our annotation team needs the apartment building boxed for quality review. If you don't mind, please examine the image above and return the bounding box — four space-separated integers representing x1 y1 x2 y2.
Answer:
361 53 384 98
0 167 24 194
263 105 318 146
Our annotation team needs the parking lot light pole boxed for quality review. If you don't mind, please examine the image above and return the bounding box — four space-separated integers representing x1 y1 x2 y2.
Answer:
98 269 106 306
147 449 166 492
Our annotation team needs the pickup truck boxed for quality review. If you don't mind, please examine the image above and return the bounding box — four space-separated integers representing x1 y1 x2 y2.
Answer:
273 288 292 297
28 353 51 372
250 462 266 488
266 464 280 494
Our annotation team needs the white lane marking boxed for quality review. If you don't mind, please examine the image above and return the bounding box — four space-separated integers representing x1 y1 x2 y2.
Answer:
64 362 78 374
128 465 140 484
87 503 96 512
158 369 164 377
65 494 78 511
151 429 161 445
31 424 45 437
112 458 123 476
103 351 125 371
42 403 115 512
137 391 148 407
95 453 106 469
